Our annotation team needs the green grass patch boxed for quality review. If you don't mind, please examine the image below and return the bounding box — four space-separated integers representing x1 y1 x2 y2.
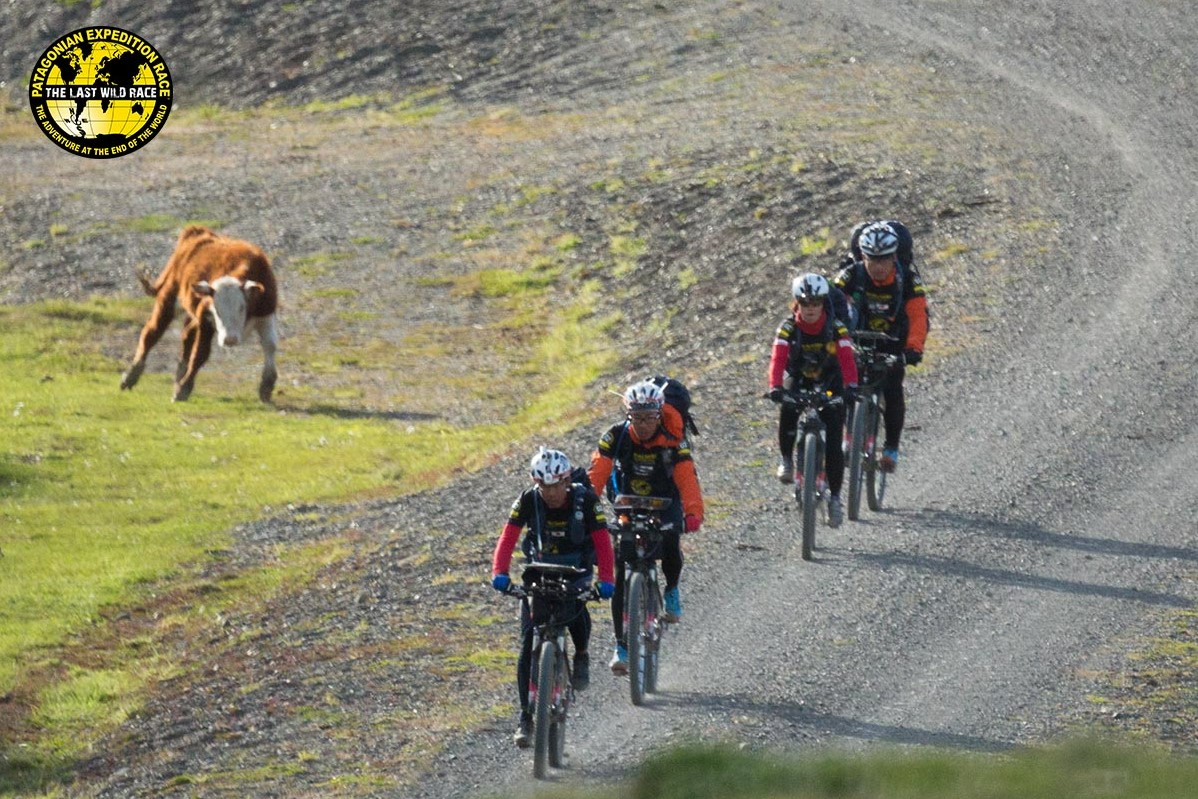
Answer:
124 214 193 234
452 267 557 298
454 224 498 243
311 287 360 299
799 227 836 257
553 232 582 252
291 250 353 278
610 234 646 277
618 739 1198 799
932 241 971 261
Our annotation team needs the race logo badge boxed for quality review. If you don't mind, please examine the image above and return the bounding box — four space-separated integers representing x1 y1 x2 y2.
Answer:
29 27 172 159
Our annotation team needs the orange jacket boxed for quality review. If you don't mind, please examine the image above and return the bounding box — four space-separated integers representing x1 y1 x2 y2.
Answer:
853 268 929 353
587 403 704 523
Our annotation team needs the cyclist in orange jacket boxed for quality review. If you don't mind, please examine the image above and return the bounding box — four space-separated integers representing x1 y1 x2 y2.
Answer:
588 379 703 674
834 221 928 472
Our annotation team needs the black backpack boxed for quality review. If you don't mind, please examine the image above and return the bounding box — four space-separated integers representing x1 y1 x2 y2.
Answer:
647 374 699 437
569 465 593 493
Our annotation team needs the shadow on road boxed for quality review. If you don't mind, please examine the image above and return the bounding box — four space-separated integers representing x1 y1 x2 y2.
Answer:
278 402 443 422
837 508 1193 608
651 691 1015 751
904 507 1198 563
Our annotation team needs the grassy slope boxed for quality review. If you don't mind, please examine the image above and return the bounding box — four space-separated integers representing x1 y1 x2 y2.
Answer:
0 283 614 748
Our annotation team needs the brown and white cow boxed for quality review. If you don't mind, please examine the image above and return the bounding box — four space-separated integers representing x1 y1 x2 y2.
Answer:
120 225 279 403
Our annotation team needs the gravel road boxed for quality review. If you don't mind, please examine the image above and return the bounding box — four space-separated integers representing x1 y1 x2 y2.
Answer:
2 0 1196 797
419 1 1198 796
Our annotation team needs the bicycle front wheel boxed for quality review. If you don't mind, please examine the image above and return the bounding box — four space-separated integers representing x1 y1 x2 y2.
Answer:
548 647 568 768
627 571 649 706
644 580 661 694
533 643 556 778
865 400 887 511
846 399 866 520
800 430 819 560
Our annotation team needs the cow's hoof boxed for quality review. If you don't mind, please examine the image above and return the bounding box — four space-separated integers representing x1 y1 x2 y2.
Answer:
172 388 192 402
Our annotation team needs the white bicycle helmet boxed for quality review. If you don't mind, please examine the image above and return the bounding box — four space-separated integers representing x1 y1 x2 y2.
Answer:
529 447 572 485
791 273 830 301
623 379 665 413
858 222 900 257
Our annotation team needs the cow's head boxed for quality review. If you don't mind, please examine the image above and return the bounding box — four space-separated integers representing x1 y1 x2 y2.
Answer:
194 276 264 347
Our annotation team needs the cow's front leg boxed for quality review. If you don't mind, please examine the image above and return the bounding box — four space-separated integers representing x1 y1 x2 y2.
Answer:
121 294 176 391
255 315 279 403
174 317 214 402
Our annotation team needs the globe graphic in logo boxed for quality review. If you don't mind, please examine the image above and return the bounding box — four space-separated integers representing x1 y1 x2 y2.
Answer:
46 45 154 138
30 27 172 158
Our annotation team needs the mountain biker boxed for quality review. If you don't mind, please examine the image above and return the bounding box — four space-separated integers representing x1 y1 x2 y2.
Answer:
833 221 928 472
768 273 859 527
491 447 615 748
587 379 704 675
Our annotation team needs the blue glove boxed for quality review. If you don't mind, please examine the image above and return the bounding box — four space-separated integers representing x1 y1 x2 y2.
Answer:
597 581 615 599
492 573 511 592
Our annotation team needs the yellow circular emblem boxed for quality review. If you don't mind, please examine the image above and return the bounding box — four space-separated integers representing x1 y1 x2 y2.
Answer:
29 27 172 159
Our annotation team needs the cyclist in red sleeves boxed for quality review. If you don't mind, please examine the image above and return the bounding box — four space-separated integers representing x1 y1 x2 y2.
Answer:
768 273 859 527
588 379 704 674
491 447 615 748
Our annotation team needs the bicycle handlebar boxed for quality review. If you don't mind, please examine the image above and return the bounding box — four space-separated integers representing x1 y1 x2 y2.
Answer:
850 330 901 344
503 583 601 602
763 389 844 408
502 562 602 602
612 494 673 512
524 561 590 577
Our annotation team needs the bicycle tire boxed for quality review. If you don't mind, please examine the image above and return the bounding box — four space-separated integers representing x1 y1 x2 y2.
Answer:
627 571 648 706
548 647 568 768
866 400 887 511
644 579 660 694
533 643 556 778
800 430 818 560
846 398 866 520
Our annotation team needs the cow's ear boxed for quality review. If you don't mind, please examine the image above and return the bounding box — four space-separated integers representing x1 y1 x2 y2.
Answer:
193 280 215 297
243 280 264 295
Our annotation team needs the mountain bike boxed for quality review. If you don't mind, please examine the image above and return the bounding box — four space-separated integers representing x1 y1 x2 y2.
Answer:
505 562 598 779
610 494 673 706
846 331 902 519
770 387 843 561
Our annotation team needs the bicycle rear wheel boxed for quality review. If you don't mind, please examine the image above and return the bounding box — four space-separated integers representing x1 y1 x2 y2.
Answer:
548 647 568 768
533 643 556 778
846 399 866 520
865 400 888 511
627 571 649 706
799 431 818 560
